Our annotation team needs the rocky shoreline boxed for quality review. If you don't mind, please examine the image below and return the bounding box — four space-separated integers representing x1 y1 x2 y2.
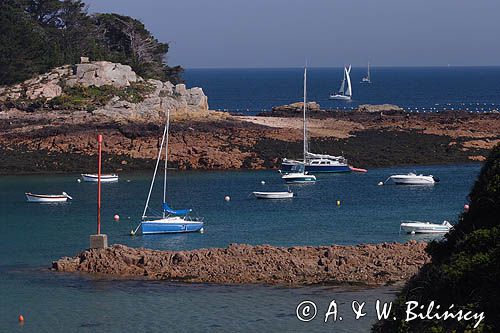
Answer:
53 242 429 286
1 61 499 174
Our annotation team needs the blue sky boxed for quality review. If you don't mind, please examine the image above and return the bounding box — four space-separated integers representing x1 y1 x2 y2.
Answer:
85 0 500 68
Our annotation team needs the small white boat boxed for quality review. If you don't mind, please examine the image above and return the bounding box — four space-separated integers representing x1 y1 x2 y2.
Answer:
253 191 294 199
385 173 439 185
81 173 119 183
329 65 352 100
26 192 72 203
400 220 453 234
280 163 316 183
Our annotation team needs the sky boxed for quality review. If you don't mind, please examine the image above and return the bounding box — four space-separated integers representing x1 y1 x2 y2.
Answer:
84 0 500 68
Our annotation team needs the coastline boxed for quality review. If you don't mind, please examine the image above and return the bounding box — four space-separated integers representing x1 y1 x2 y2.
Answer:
1 108 498 174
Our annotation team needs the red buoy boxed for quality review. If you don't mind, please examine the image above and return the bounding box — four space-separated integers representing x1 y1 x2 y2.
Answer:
114 214 120 221
18 315 24 323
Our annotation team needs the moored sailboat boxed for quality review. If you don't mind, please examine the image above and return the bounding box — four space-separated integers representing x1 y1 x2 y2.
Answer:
131 110 204 235
281 66 351 173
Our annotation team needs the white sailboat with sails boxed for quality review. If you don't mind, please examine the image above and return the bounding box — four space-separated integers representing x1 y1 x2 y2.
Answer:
362 62 371 83
329 65 352 101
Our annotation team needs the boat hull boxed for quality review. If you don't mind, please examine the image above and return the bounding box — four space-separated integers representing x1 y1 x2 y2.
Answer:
390 176 435 185
140 218 204 234
281 162 351 173
253 191 294 199
329 94 351 101
281 173 316 183
26 193 69 203
81 174 119 182
400 221 452 234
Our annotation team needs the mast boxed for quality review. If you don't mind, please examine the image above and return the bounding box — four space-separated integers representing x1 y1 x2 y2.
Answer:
303 65 307 162
367 62 371 81
163 109 170 218
142 124 167 219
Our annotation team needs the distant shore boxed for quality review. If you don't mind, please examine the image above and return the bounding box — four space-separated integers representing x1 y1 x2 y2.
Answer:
1 108 499 174
53 241 429 286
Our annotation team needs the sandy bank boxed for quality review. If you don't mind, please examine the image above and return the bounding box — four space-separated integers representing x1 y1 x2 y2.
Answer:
53 241 429 286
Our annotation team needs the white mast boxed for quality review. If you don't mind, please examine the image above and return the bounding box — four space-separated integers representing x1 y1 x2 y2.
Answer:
303 65 308 162
163 109 170 218
142 124 167 219
367 62 371 81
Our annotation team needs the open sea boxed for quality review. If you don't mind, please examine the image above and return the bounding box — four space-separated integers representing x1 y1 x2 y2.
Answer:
0 164 480 332
184 67 500 114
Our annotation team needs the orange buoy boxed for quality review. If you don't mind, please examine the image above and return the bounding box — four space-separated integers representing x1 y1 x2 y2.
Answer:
114 214 120 221
18 315 24 322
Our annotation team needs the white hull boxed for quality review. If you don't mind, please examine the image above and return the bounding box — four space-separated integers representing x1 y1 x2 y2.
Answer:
26 192 72 203
389 174 437 185
400 221 452 234
281 172 316 183
81 174 119 182
329 94 351 101
253 191 294 199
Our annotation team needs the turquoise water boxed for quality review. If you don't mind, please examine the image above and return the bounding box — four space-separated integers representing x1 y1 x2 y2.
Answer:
0 164 480 331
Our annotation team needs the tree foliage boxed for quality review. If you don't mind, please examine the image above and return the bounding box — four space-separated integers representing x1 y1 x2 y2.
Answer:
0 0 182 85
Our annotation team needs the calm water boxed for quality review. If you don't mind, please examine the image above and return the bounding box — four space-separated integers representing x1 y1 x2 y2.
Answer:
184 67 500 114
0 164 480 332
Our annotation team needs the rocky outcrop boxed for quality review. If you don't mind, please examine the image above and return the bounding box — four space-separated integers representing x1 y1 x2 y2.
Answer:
0 60 208 118
53 241 429 286
271 101 321 113
354 104 404 113
66 61 137 88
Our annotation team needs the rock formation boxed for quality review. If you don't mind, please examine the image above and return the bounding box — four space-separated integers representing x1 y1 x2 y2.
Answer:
53 241 430 286
0 60 208 120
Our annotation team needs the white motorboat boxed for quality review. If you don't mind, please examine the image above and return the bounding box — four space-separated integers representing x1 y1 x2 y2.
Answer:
384 173 440 185
26 192 72 203
253 191 294 199
400 220 453 234
81 173 119 182
280 163 316 183
329 65 352 100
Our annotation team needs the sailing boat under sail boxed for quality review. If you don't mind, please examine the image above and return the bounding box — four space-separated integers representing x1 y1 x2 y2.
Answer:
329 65 352 101
131 110 204 235
281 67 351 173
362 62 371 83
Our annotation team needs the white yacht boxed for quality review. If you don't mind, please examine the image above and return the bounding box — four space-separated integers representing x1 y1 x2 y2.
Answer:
400 220 453 234
281 66 350 173
387 173 439 185
329 65 352 100
361 62 371 83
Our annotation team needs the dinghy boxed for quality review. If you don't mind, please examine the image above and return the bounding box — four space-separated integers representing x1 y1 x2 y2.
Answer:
81 173 119 183
280 163 316 183
329 65 352 100
400 220 453 234
131 109 204 235
26 192 72 203
252 191 294 199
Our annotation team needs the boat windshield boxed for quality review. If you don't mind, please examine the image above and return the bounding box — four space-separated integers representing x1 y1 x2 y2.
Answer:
291 164 305 173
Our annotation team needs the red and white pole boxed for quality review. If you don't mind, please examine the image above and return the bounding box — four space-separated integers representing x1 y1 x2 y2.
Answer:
97 134 102 235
